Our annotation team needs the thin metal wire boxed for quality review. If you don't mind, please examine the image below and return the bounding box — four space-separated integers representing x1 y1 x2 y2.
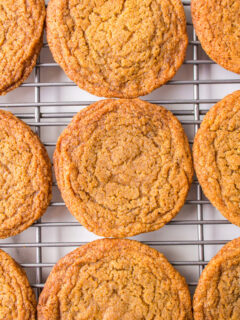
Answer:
42 41 201 49
36 60 214 67
193 30 204 276
48 200 211 206
0 240 230 248
20 261 207 267
30 220 231 227
19 79 240 87
0 99 222 107
25 282 200 288
34 60 42 299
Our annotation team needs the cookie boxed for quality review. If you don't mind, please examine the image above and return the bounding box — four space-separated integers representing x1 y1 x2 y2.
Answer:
38 238 193 320
0 249 36 319
191 0 240 74
193 237 240 319
193 91 240 227
46 0 188 98
0 0 45 95
0 110 52 238
54 98 193 237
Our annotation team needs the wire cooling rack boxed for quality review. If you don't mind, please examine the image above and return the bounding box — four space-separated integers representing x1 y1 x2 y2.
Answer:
0 0 240 300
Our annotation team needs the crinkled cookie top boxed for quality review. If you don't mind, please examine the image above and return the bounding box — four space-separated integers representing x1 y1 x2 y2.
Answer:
194 237 240 319
192 0 240 74
0 0 45 95
0 249 36 320
0 110 52 238
54 99 193 237
38 239 193 320
193 91 240 227
47 0 188 97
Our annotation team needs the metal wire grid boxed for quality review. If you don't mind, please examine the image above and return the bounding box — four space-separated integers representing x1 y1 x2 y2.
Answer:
0 0 239 300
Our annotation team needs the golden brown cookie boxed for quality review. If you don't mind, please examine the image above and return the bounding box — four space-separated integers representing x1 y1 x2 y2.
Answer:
0 0 45 95
191 0 240 74
0 249 36 319
46 0 188 98
54 99 193 237
0 110 52 238
38 239 193 320
193 91 240 227
193 237 240 319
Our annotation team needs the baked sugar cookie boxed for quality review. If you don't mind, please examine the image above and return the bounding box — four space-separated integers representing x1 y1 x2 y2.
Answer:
191 0 240 74
38 239 193 320
54 99 193 237
0 249 36 319
193 91 240 227
47 0 188 98
194 237 240 319
0 0 45 95
0 110 52 238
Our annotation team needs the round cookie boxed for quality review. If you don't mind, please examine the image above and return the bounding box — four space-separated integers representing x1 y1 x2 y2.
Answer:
193 237 240 319
38 239 193 320
193 91 240 227
191 0 240 74
0 0 45 95
0 110 52 238
54 99 193 237
46 0 188 98
0 249 36 319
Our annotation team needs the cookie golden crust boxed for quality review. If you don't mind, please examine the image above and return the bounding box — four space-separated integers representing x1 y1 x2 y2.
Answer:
38 239 193 320
0 249 36 320
54 99 193 237
46 0 188 98
191 0 240 74
193 91 240 227
0 0 45 95
0 110 52 238
193 237 240 319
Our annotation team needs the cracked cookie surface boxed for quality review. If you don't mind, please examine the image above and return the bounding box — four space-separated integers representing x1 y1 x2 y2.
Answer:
38 239 193 320
0 249 36 320
54 99 193 237
194 237 240 319
191 0 240 74
0 0 45 95
193 91 240 227
0 110 52 238
46 0 188 98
